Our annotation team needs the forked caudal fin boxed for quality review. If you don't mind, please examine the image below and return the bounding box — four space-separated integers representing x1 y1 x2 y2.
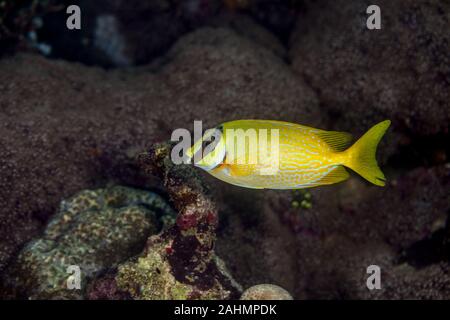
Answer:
344 120 391 186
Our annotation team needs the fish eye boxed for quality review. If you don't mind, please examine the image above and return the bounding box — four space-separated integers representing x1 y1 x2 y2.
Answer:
201 127 222 152
187 126 224 167
193 127 225 171
202 134 216 151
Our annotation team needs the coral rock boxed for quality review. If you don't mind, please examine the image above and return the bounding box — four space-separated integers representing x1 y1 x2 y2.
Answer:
240 284 293 300
290 0 450 136
118 143 242 300
2 186 174 299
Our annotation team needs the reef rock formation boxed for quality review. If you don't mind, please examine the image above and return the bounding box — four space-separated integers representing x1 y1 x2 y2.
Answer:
2 186 175 299
2 145 242 300
282 166 450 299
1 1 448 300
241 284 293 300
0 21 322 272
113 143 241 299
290 0 450 136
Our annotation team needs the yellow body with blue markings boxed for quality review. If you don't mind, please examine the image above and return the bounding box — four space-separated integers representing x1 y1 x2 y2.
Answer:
187 119 391 189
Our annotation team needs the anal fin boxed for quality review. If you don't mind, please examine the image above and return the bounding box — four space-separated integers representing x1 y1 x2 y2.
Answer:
317 165 350 185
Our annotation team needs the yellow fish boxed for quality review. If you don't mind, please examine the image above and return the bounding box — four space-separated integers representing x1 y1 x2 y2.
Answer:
185 119 391 189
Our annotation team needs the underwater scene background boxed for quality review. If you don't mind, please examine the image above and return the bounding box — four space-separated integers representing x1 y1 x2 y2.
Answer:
0 0 449 299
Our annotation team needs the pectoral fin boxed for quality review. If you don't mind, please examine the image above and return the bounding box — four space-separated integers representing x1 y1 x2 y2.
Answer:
229 164 258 177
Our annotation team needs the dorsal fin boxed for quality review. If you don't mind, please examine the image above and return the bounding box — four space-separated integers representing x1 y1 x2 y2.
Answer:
315 130 353 152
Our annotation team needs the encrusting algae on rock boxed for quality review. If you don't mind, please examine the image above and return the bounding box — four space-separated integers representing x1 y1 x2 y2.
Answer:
115 241 239 299
1 143 243 300
1 186 176 299
113 143 242 299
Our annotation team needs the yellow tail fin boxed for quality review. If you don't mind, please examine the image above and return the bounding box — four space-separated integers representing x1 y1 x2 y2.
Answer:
345 120 391 186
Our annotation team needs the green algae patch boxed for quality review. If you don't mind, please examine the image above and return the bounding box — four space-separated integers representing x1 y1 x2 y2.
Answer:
116 240 240 300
